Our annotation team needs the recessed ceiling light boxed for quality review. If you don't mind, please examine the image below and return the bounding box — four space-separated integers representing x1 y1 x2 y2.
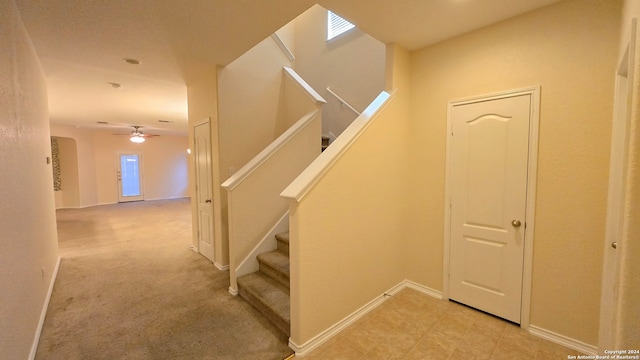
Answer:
124 58 141 65
107 82 122 89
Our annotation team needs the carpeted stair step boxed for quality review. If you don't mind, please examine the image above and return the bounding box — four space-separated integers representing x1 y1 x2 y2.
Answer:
237 272 290 336
275 232 289 255
257 250 290 290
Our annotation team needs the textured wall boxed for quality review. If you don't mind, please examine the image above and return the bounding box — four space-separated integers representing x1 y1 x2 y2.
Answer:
0 1 59 358
408 0 620 346
294 5 385 136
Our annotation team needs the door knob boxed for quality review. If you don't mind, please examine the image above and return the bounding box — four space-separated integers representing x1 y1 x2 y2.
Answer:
205 199 212 203
611 242 617 249
511 219 521 228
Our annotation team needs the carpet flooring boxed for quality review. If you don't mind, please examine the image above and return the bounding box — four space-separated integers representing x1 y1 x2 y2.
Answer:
35 198 293 360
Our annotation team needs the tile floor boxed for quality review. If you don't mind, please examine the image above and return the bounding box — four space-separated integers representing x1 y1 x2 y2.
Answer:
300 288 583 359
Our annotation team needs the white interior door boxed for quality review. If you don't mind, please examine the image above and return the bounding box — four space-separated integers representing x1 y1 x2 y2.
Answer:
117 152 144 202
194 121 215 262
448 94 531 323
599 19 635 350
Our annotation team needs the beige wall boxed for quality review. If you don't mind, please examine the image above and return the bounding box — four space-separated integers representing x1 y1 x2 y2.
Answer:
187 68 227 265
408 0 620 346
293 5 385 135
50 125 99 207
290 44 412 345
0 1 59 358
217 31 296 180
616 0 640 348
50 125 188 207
93 131 189 203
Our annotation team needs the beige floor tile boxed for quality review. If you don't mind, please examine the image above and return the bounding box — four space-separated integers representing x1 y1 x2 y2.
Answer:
430 313 472 342
470 312 508 339
361 328 422 360
302 338 365 360
299 289 584 360
403 331 457 360
535 339 581 359
339 316 397 354
492 325 540 360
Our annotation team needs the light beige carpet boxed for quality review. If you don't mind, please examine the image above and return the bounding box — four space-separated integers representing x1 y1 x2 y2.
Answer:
36 198 293 360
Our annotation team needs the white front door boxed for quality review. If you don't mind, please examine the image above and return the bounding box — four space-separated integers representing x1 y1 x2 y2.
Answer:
448 93 532 323
117 152 144 203
194 121 215 262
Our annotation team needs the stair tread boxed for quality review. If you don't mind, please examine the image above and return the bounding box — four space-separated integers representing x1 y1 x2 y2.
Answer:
237 272 290 324
257 250 290 278
275 232 289 244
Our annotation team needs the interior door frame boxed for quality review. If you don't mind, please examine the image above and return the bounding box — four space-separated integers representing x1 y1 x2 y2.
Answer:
443 86 540 330
116 151 144 202
192 118 216 261
598 18 636 351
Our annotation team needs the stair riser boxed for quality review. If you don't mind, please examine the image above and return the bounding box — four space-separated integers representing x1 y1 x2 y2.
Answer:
238 286 290 336
258 260 290 291
277 240 289 255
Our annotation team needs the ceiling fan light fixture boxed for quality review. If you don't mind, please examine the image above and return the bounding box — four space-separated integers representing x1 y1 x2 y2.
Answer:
130 135 145 143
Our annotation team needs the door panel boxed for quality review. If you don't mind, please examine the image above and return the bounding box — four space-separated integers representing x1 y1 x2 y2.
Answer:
117 152 143 202
194 122 215 262
449 94 531 323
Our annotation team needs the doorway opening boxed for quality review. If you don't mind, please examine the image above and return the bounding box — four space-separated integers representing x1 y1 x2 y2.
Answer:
443 87 540 329
117 151 144 202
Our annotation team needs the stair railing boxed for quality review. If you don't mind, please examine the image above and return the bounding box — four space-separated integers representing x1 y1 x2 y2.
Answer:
223 67 325 295
326 87 361 115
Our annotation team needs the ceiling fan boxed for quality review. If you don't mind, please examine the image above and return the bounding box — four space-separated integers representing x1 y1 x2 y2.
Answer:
115 126 159 143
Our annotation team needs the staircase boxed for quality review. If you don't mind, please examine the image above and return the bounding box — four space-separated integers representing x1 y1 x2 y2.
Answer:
237 232 291 336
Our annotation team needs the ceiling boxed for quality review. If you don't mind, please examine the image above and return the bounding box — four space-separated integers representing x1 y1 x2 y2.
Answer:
15 0 560 136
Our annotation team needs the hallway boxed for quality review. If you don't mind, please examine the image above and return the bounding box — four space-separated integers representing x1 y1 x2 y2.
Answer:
36 199 292 360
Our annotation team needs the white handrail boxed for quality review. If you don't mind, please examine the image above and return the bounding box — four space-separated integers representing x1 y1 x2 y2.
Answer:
326 87 361 115
222 110 320 191
271 33 295 62
281 90 395 202
283 67 326 104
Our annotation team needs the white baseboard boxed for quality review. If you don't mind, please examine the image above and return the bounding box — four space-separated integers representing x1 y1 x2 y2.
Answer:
402 280 444 300
29 256 61 360
214 262 230 271
529 325 598 355
290 280 441 357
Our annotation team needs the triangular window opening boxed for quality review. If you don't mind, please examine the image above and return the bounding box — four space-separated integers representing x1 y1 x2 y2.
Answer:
327 11 355 41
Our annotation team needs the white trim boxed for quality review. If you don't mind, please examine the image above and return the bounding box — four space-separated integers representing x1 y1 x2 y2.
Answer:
229 212 289 293
529 325 598 356
221 110 320 191
29 256 61 360
290 280 441 357
598 18 636 351
326 87 361 115
403 280 444 300
283 67 326 105
281 90 394 202
271 33 295 62
214 262 229 271
443 86 540 330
